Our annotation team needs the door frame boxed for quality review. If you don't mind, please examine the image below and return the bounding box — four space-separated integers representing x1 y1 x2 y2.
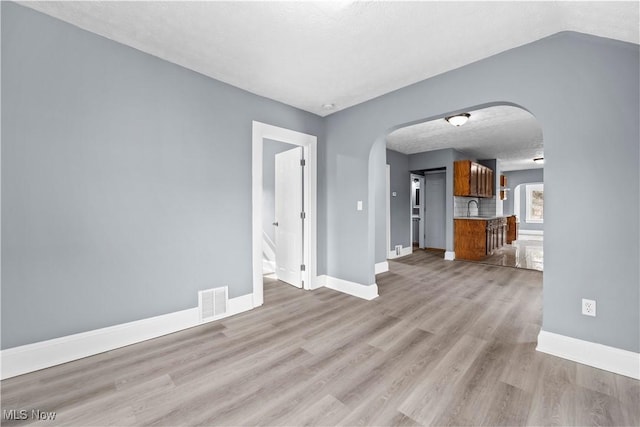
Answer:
410 173 425 248
385 165 391 257
252 121 317 307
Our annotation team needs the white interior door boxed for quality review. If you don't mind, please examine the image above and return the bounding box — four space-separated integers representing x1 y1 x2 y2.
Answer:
275 146 303 288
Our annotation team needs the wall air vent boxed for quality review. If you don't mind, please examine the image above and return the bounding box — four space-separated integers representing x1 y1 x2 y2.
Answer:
198 286 228 322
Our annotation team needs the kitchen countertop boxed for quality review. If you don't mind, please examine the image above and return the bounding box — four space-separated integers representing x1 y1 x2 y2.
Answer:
454 216 508 221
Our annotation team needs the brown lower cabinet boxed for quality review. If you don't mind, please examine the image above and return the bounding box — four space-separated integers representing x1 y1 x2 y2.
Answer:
455 217 508 260
506 215 518 244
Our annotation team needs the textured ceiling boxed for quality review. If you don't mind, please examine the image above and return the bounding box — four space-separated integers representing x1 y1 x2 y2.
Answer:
386 106 544 172
20 1 639 117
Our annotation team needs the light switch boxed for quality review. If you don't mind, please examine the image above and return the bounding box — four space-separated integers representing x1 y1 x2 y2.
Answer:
357 200 363 211
392 192 397 197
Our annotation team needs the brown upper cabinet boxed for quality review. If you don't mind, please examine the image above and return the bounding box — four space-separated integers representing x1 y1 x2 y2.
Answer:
500 175 507 200
454 160 494 198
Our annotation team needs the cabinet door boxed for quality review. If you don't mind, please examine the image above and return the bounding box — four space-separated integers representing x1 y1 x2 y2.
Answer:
455 160 474 196
470 163 478 196
488 169 494 197
477 166 484 197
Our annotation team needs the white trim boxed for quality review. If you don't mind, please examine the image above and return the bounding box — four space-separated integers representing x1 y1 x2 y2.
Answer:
386 165 391 262
410 174 425 249
0 293 254 380
514 184 521 220
375 261 389 275
262 259 276 274
388 245 413 259
444 251 456 261
519 229 544 236
537 330 640 379
309 275 325 290
252 121 317 306
317 275 379 300
518 229 544 241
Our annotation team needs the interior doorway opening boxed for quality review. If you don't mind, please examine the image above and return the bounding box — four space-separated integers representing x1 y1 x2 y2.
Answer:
251 122 317 307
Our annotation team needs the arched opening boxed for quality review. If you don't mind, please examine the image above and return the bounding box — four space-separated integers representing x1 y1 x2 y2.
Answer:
368 102 545 285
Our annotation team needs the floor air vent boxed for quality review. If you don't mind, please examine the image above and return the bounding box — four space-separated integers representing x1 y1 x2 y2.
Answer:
198 286 228 322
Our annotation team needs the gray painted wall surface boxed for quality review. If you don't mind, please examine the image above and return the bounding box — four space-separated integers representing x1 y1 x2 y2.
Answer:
371 140 387 264
386 149 410 251
325 33 639 352
2 1 638 355
1 3 325 349
262 139 297 243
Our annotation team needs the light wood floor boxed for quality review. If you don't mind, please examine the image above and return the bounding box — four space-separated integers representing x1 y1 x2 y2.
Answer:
2 250 638 426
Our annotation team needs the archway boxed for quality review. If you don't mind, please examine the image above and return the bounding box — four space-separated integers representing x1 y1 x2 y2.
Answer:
368 102 544 281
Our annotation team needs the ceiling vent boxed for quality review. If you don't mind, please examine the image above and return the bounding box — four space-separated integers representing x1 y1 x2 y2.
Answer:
198 287 228 322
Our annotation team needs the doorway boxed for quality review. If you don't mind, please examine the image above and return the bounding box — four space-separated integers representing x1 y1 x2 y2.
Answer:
252 121 317 307
423 170 446 250
410 174 425 249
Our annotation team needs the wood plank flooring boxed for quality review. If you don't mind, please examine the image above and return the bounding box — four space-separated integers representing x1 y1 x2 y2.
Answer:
2 250 638 426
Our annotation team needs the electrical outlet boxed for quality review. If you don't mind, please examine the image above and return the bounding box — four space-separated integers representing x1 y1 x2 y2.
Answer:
582 299 596 317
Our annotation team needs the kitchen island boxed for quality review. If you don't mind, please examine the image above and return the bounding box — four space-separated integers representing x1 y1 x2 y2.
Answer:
454 216 515 260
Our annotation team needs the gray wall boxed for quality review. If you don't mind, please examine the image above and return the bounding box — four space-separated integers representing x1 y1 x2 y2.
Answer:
386 149 410 250
262 139 297 243
1 3 325 349
371 139 387 264
325 32 639 352
504 169 544 231
2 2 639 356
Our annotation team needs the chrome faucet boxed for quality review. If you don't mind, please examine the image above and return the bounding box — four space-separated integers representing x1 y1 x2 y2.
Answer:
467 199 479 217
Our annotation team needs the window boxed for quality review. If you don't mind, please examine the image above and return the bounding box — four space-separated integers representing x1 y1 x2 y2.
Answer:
526 184 544 223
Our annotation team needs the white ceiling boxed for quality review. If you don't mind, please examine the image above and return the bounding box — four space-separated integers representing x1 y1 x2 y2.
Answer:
21 1 639 118
386 105 543 172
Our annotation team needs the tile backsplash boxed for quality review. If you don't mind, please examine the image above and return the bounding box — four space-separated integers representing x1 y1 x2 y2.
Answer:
454 196 497 217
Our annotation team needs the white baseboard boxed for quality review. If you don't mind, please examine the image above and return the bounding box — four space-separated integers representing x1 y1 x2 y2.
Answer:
375 261 389 274
388 246 412 259
0 293 254 380
444 251 455 261
308 276 325 290
519 229 543 235
316 275 378 300
518 229 543 241
537 330 640 379
262 259 276 274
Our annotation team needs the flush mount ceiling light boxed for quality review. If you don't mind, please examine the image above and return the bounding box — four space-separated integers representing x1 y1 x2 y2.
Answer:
533 157 545 164
445 113 470 127
322 103 336 110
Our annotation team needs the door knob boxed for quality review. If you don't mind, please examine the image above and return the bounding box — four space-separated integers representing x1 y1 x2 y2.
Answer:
273 222 279 226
